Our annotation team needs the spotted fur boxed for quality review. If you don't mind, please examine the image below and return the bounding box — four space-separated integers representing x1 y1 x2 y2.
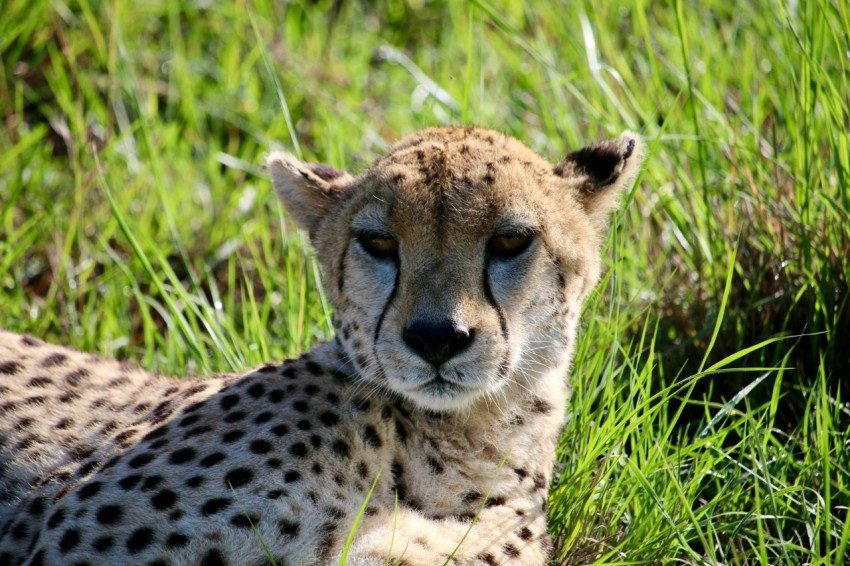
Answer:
0 127 644 565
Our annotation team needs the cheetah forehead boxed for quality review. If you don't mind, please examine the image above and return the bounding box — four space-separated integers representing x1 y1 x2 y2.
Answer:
357 127 560 233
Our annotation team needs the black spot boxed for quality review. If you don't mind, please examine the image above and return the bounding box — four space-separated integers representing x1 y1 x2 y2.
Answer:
266 458 282 468
201 498 232 515
394 420 408 443
284 470 302 483
304 384 319 395
485 496 506 507
519 527 533 540
268 389 285 403
91 535 114 552
426 457 444 474
169 447 197 465
297 419 312 431
463 491 481 503
28 496 46 516
230 514 258 528
101 456 121 471
331 440 350 458
77 481 102 501
151 489 178 510
220 394 240 411
183 425 212 439
250 439 272 454
533 473 547 489
118 474 142 490
141 475 163 491
267 490 285 500
166 533 190 548
28 376 52 387
200 548 225 566
128 452 156 469
316 521 337 559
247 383 266 398
258 364 278 374
0 361 21 374
319 411 339 426
185 475 205 488
478 553 498 565
271 424 289 437
224 468 253 488
253 411 272 424
391 462 406 500
362 426 382 448
503 543 520 557
79 460 98 477
514 467 529 480
352 398 370 411
306 361 323 375
289 443 308 457
10 522 27 540
357 462 369 479
278 519 300 538
184 400 206 413
115 430 137 444
64 368 89 386
310 434 323 448
200 452 226 467
178 414 200 427
292 400 308 413
41 353 67 367
222 430 245 443
96 505 123 525
223 411 246 423
532 398 553 414
126 527 154 554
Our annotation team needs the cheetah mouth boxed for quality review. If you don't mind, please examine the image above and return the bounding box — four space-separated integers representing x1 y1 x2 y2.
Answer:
417 374 469 396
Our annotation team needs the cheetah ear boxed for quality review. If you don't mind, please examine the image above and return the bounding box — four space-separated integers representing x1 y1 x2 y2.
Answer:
554 131 645 226
267 151 354 232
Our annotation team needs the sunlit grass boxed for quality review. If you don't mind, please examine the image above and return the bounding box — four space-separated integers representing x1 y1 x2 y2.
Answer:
1 0 847 562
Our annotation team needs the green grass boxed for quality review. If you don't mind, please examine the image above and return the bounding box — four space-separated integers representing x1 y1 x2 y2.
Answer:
1 0 848 563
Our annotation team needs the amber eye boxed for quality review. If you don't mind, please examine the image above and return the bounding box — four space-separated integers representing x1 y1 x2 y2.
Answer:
487 232 535 260
357 232 399 260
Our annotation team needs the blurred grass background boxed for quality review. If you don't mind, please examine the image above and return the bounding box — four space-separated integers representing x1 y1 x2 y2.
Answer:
1 0 848 563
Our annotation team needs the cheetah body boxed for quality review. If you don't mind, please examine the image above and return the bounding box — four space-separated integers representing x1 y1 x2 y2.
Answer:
0 127 644 565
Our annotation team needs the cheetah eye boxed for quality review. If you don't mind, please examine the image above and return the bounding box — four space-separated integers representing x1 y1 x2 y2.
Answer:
487 231 535 260
357 232 399 260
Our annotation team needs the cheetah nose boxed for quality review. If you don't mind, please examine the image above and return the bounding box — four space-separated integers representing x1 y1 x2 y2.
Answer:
402 320 475 367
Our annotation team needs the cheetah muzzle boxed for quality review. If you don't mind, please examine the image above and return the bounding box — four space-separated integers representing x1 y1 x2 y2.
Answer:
0 127 644 565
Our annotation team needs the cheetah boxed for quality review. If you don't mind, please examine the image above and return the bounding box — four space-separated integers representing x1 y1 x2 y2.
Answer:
0 126 644 565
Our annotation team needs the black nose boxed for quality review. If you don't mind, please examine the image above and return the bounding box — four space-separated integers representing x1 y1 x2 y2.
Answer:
402 320 475 367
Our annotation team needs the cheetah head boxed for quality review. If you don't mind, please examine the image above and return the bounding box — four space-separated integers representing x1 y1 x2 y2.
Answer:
268 127 644 412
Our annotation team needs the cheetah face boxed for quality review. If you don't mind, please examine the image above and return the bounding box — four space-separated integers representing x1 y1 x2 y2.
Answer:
269 128 644 411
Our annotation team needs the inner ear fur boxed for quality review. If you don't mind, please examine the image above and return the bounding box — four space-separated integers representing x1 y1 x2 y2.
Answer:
554 131 645 226
267 151 354 233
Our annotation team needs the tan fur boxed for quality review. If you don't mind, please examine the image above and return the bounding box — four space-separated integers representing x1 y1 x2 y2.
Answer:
0 127 644 565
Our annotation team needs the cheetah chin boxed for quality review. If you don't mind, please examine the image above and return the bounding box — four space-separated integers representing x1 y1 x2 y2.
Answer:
1 126 644 565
